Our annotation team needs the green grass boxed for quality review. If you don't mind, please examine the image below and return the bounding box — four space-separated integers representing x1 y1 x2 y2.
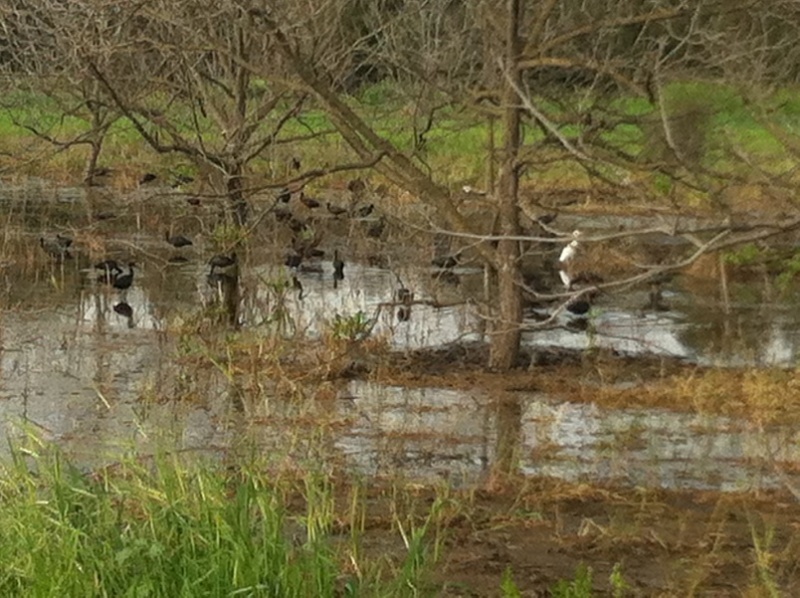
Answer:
0 437 437 597
3 79 800 201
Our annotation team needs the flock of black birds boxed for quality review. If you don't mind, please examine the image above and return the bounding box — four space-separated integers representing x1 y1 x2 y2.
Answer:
36 178 379 325
38 171 640 330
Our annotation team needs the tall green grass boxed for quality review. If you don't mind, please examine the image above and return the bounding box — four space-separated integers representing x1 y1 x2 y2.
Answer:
0 439 436 597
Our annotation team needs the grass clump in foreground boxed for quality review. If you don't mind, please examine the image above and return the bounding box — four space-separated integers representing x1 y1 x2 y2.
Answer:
0 440 438 597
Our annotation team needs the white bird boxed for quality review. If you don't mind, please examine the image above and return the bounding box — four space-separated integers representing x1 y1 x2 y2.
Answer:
558 230 582 264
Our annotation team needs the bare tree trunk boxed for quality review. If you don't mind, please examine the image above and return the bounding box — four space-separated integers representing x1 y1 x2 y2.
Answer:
226 164 248 226
83 138 103 185
488 0 524 370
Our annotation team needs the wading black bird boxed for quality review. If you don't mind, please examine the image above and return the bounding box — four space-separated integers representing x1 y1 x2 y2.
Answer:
93 210 116 221
333 249 345 277
277 187 291 203
287 217 308 234
285 252 303 270
165 231 193 248
299 192 320 209
333 250 345 288
139 173 157 185
112 263 136 290
292 275 304 300
366 217 386 239
97 270 117 285
209 252 237 272
566 297 592 316
347 178 366 196
326 202 348 217
355 204 374 218
94 259 120 273
170 173 194 188
274 207 292 222
207 270 236 288
396 286 414 321
95 259 122 284
431 252 460 269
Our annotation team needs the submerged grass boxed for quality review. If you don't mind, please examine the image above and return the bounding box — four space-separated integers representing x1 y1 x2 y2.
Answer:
0 437 438 597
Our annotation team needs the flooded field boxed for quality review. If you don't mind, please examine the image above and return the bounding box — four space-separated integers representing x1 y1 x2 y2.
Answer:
2 181 800 493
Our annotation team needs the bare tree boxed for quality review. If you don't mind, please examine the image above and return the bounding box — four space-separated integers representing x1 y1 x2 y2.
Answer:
79 0 315 224
0 0 126 183
254 0 800 370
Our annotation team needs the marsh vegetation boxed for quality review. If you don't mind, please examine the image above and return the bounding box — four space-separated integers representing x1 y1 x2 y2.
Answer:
2 0 800 594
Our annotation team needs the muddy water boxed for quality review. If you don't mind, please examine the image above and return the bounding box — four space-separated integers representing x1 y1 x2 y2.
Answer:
1 182 800 490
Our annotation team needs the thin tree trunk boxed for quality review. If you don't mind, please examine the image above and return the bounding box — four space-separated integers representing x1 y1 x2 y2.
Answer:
83 138 103 185
226 164 248 225
488 0 524 370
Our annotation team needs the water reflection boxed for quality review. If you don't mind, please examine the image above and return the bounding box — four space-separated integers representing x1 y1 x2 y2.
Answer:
339 383 800 491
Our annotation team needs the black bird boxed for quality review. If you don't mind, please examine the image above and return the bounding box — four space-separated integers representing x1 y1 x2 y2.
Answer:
274 207 292 222
277 187 291 203
326 202 348 217
535 213 558 226
287 217 308 234
347 178 366 196
95 259 122 284
566 298 592 316
209 252 237 272
97 270 117 285
396 287 413 304
333 249 345 286
366 217 386 239
396 287 414 322
285 252 303 269
186 197 201 207
170 173 194 188
299 192 320 209
94 259 121 272
112 263 136 290
165 231 193 248
207 271 236 288
433 270 460 286
431 253 460 269
90 166 113 178
85 167 113 186
139 173 157 185
290 157 301 171
355 204 374 218
292 275 304 300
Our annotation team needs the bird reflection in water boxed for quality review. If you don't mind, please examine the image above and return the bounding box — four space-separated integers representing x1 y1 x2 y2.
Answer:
113 301 135 328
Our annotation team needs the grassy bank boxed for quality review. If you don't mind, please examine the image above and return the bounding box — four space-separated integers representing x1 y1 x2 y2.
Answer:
2 81 799 210
0 437 440 597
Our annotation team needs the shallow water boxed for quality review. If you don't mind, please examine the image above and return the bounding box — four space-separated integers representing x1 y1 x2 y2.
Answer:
340 382 800 491
2 181 800 491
